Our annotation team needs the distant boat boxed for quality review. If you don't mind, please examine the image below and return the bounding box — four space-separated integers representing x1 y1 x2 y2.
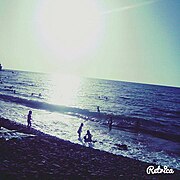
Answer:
0 64 2 71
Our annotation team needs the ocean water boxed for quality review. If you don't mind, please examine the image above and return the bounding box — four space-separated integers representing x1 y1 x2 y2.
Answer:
0 69 180 169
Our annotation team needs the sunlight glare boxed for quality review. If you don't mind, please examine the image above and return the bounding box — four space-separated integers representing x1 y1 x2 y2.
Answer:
47 73 82 106
36 0 104 62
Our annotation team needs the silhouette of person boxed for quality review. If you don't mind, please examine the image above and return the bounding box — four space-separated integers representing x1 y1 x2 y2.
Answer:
77 123 84 138
108 116 113 132
0 64 2 71
27 110 32 127
97 106 100 113
84 130 92 143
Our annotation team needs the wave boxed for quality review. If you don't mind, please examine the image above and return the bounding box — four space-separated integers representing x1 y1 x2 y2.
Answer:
0 93 100 119
151 107 180 117
0 93 180 143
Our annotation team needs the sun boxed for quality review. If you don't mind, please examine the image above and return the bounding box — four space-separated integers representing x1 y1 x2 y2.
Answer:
35 0 104 62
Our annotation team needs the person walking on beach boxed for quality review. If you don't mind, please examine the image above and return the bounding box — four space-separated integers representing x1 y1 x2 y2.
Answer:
77 123 84 138
27 110 32 127
84 130 93 143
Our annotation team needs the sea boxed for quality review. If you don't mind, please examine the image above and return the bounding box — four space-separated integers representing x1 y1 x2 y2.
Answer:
0 69 180 170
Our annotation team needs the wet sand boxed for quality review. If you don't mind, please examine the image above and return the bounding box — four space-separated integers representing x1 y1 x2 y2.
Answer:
0 117 179 179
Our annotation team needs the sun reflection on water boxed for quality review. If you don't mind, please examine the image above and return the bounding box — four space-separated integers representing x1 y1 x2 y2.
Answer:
46 73 83 106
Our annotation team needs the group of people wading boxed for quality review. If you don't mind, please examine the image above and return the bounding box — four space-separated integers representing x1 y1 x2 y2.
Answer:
76 114 113 143
27 108 113 144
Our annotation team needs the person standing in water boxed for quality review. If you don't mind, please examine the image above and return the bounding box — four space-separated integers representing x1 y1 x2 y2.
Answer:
27 110 32 127
97 106 100 113
77 123 84 138
108 116 113 132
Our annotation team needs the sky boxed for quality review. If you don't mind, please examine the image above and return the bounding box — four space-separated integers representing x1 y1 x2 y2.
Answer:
0 0 179 87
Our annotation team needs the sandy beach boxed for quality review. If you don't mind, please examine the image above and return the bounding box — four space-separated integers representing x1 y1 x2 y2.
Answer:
0 117 179 179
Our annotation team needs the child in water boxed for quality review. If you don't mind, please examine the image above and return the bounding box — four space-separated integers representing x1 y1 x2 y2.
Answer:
27 110 32 127
84 130 93 143
77 123 84 138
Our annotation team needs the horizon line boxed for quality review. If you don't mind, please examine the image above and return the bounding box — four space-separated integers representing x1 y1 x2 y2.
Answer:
3 68 180 89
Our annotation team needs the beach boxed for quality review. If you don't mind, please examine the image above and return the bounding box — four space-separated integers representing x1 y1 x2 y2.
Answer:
0 117 179 179
0 0 180 178
0 70 180 170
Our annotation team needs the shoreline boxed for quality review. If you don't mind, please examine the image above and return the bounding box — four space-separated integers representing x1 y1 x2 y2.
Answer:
0 117 179 179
